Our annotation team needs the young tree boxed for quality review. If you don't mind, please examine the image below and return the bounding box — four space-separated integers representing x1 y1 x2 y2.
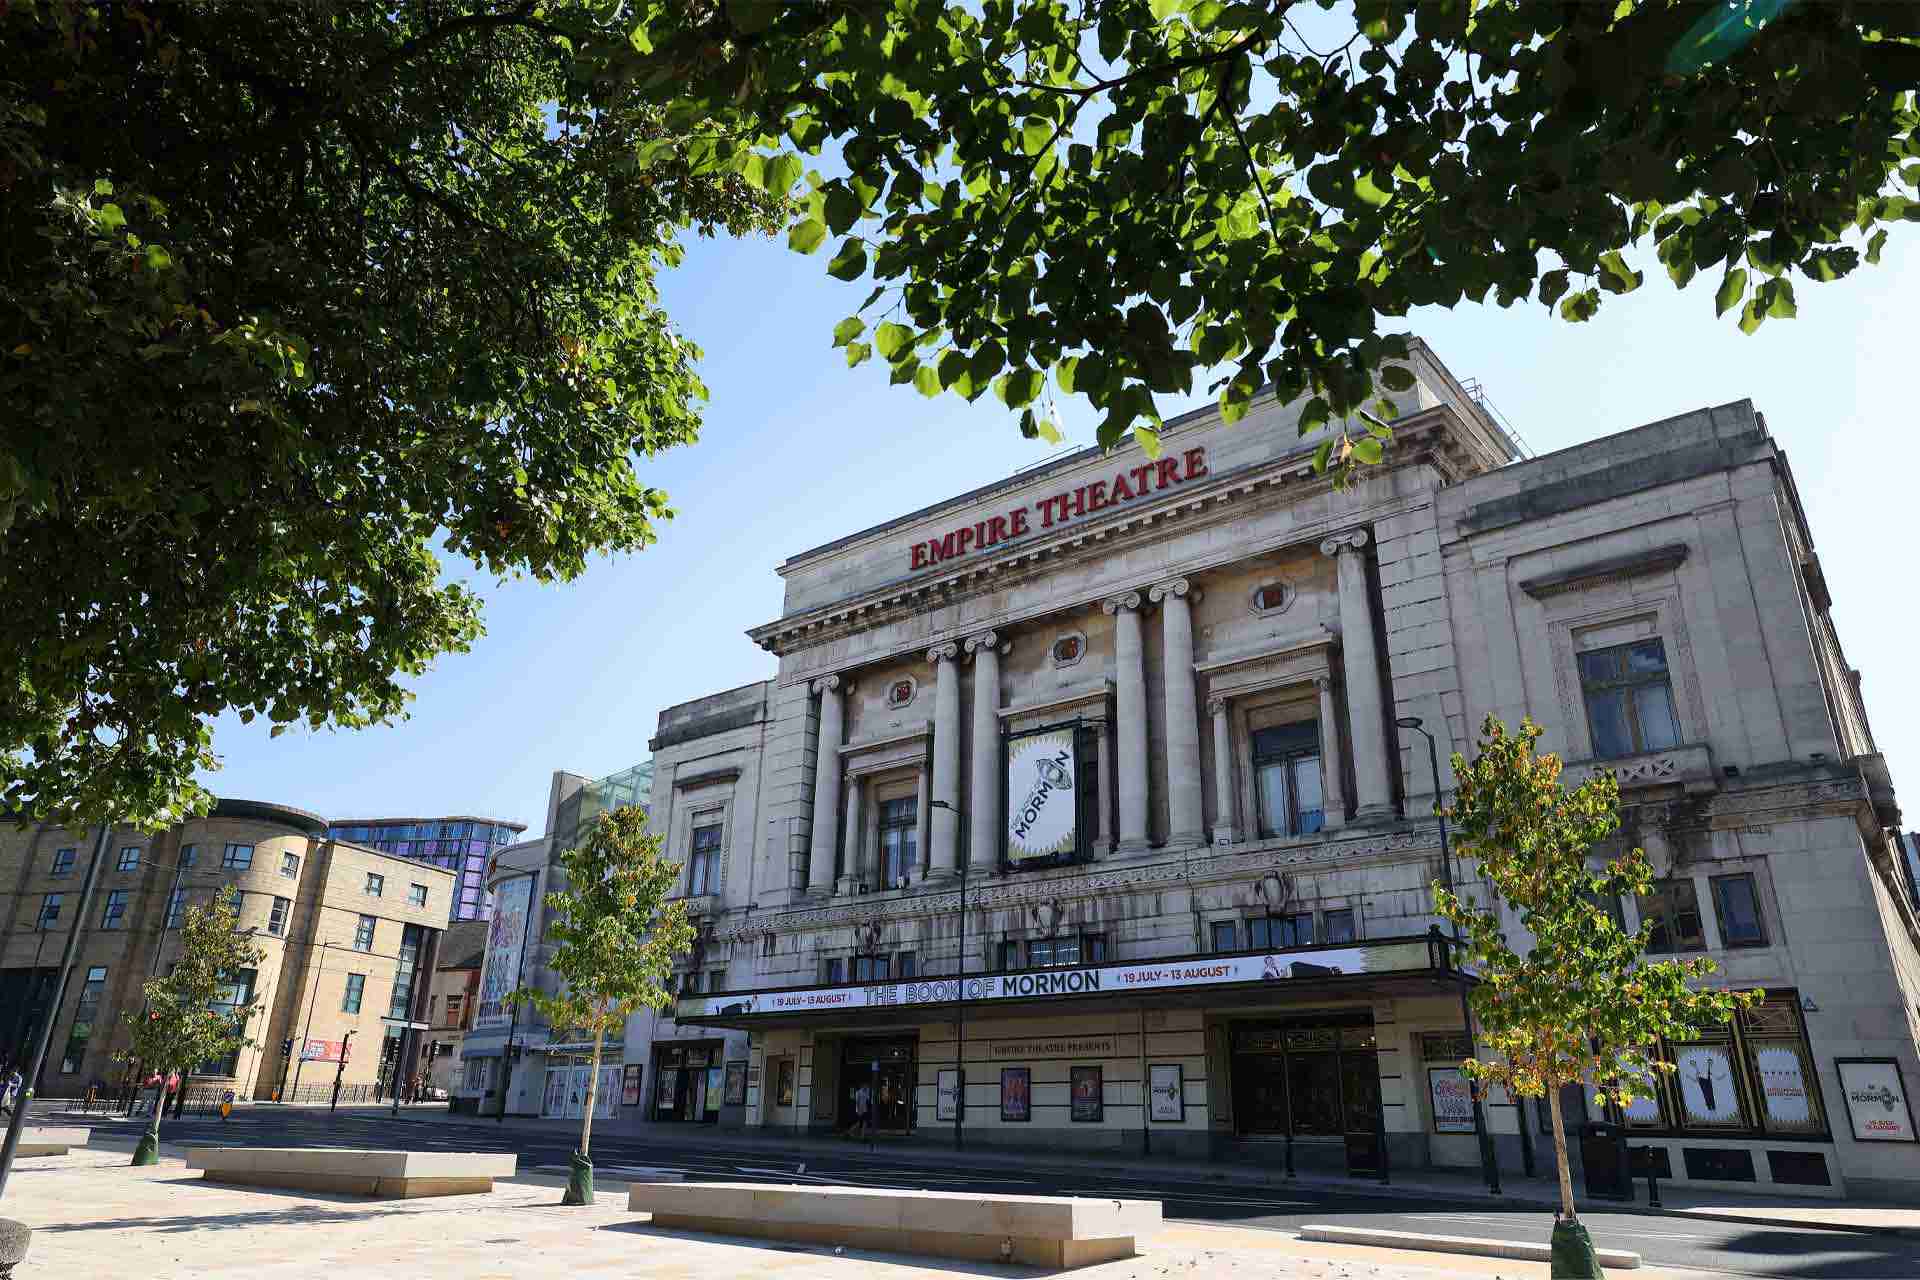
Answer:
512 806 693 1205
1435 716 1758 1279
118 887 265 1165
616 1 1920 458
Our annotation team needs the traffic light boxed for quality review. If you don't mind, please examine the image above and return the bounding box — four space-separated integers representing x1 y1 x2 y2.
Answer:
281 1038 294 1058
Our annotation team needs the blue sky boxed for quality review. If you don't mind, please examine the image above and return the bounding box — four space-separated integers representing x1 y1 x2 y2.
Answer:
196 217 1920 835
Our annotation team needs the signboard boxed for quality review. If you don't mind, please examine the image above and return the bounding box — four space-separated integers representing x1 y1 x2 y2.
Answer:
1754 1046 1817 1132
1071 1066 1103 1123
675 939 1436 1021
620 1064 643 1108
724 1061 748 1107
476 873 533 1030
1838 1059 1916 1142
1007 727 1077 865
936 1068 960 1122
1000 1067 1031 1122
1675 1044 1744 1127
1149 1063 1185 1122
989 1036 1115 1060
300 1038 346 1063
1427 1067 1476 1134
776 1059 797 1108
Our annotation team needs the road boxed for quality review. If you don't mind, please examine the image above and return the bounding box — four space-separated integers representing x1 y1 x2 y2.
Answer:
71 1106 1920 1279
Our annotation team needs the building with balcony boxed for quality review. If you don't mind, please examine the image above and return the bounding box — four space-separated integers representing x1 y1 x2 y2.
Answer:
324 815 526 922
581 337 1913 1202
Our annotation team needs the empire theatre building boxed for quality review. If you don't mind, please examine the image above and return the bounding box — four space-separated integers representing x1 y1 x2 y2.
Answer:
653 339 1920 1201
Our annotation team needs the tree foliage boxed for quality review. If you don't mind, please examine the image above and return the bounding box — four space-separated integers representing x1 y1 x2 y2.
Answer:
1435 716 1758 1216
0 1 782 831
119 885 265 1081
617 0 1920 457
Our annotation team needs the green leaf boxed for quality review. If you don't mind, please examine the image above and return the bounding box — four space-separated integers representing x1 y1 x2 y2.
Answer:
788 219 828 254
1714 268 1747 318
874 322 913 360
97 202 126 231
1133 423 1162 459
1867 229 1888 265
1021 118 1053 156
93 178 113 196
1559 288 1600 322
1149 0 1183 19
826 238 869 281
1765 278 1796 319
1056 356 1080 395
1538 269 1571 309
832 316 865 347
1378 365 1415 392
913 364 942 398
763 152 803 194
845 342 871 367
997 367 1043 408
1035 404 1065 445
1738 295 1766 335
1596 251 1642 294
1351 436 1384 465
1353 171 1392 208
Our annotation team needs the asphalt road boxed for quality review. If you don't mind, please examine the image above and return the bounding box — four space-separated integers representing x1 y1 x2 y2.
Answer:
63 1106 1920 1279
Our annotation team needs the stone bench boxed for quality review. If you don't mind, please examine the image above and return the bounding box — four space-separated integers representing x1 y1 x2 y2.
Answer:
185 1148 516 1199
627 1181 1161 1269
16 1128 88 1157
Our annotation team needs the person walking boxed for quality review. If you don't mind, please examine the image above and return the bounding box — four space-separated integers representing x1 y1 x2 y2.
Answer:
852 1079 873 1150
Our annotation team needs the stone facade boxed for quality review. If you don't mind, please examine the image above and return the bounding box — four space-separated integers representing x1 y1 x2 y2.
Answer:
604 339 1918 1201
0 800 454 1102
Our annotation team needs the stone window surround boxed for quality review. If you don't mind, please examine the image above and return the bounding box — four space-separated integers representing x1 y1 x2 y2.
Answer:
679 796 730 902
1050 629 1088 669
1198 629 1341 847
1617 857 1781 957
839 722 932 893
1247 579 1296 618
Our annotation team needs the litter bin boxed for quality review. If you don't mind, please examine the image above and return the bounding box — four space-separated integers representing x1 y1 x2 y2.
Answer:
1579 1122 1631 1200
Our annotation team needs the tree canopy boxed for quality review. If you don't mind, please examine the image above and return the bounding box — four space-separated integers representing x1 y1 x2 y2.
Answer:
0 1 781 830
619 0 1920 458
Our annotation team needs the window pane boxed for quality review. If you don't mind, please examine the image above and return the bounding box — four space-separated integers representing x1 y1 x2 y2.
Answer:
1211 920 1237 952
1585 689 1633 757
1256 762 1289 838
1280 913 1313 948
1292 756 1324 834
1634 682 1682 750
1029 939 1054 967
1322 908 1355 943
897 952 917 978
1085 935 1107 963
1713 875 1766 946
1249 917 1272 949
1626 640 1669 675
1054 937 1080 968
1578 649 1622 683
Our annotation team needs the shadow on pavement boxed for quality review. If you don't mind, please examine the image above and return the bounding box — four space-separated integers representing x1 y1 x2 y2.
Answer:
602 1221 1045 1277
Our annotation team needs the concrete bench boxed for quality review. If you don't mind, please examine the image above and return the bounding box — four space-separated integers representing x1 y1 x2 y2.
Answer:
627 1181 1161 1268
185 1148 516 1199
16 1128 88 1157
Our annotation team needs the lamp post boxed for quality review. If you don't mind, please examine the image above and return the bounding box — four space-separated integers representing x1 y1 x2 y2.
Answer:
1396 717 1501 1196
927 800 968 1151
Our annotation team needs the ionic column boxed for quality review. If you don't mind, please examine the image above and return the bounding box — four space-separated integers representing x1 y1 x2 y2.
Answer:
1208 696 1236 846
1103 592 1149 852
1150 578 1204 847
807 675 846 895
965 631 1003 874
1097 716 1114 854
838 774 864 895
915 760 932 880
1315 675 1347 829
1321 530 1392 818
928 643 962 875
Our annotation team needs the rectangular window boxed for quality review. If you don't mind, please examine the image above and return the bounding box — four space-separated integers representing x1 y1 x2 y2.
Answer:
116 846 142 873
221 843 254 870
179 843 199 867
199 968 257 1075
342 973 365 1014
853 954 888 981
878 797 917 889
281 851 299 878
407 883 427 908
1250 912 1314 949
37 893 62 928
446 993 464 1026
1579 639 1682 758
268 896 290 936
388 923 424 1019
1711 874 1768 947
1084 934 1108 963
896 951 917 978
688 823 721 896
50 847 75 877
365 872 384 898
708 969 727 992
354 914 376 951
1252 721 1324 837
1322 908 1356 943
682 971 702 994
1210 920 1238 953
823 958 845 985
165 886 187 929
1030 936 1085 968
1641 879 1705 953
101 889 128 929
60 966 108 1073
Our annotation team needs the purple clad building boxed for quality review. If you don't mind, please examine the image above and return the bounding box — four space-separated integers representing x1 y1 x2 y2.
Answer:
327 815 527 921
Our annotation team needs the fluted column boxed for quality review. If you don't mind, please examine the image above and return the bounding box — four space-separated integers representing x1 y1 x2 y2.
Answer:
928 643 962 875
1208 696 1236 846
807 675 846 895
1321 530 1392 818
1103 592 1149 852
1315 675 1347 829
838 774 864 895
915 760 932 880
1150 578 1204 847
965 631 1003 874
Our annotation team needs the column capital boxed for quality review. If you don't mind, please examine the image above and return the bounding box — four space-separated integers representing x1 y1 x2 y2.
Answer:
1313 674 1335 693
964 631 1004 657
1101 590 1143 615
1319 528 1371 558
1148 577 1197 604
926 642 959 664
811 673 846 696
1207 695 1228 717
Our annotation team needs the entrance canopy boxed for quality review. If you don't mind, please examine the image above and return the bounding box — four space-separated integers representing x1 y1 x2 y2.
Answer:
673 934 1467 1031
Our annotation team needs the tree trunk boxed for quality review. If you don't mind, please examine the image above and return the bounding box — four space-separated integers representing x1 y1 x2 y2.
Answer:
581 1022 604 1161
1547 1082 1577 1221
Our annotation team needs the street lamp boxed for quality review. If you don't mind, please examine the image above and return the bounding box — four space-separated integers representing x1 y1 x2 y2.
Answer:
1396 717 1501 1196
927 799 968 1151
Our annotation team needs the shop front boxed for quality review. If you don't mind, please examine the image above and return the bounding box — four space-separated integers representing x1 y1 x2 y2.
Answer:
650 1040 727 1124
836 1036 917 1136
1226 1011 1383 1174
537 1042 621 1122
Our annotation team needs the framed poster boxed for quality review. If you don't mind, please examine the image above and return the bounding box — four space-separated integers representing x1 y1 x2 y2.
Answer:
1427 1067 1476 1134
620 1063 643 1107
1837 1058 1917 1142
1071 1065 1103 1123
724 1061 748 1107
1149 1063 1184 1122
936 1068 961 1122
1674 1043 1745 1127
1000 1067 1031 1122
1006 725 1077 869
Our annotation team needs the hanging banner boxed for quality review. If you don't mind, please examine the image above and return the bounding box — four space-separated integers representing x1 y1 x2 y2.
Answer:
476 874 533 1030
300 1038 346 1063
1007 727 1076 865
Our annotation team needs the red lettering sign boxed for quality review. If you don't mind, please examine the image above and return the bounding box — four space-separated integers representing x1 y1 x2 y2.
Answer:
909 446 1209 570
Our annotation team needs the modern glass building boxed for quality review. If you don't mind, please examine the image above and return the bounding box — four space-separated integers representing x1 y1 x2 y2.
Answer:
325 815 527 921
551 760 654 853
